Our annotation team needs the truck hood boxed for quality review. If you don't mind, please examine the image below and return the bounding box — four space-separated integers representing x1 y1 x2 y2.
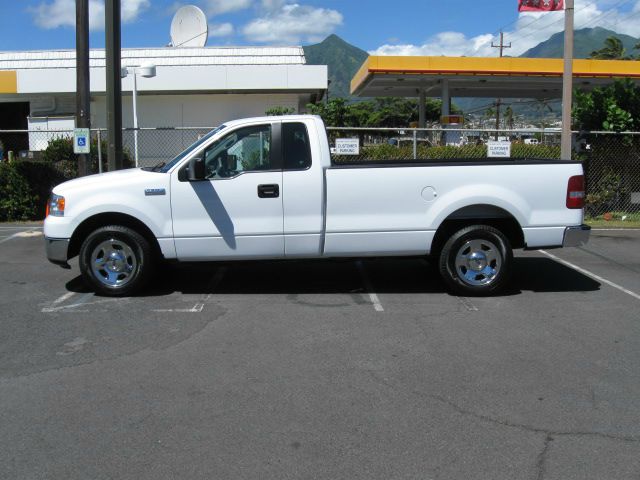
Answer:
53 168 164 195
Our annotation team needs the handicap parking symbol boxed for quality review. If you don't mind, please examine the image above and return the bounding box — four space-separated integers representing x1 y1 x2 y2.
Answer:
77 137 87 147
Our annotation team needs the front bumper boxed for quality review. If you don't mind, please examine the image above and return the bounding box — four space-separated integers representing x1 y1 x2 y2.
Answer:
45 237 71 268
563 224 591 248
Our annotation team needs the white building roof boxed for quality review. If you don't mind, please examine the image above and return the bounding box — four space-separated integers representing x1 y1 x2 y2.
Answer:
0 46 307 70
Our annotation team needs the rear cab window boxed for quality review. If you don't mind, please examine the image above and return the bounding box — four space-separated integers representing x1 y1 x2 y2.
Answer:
282 122 312 171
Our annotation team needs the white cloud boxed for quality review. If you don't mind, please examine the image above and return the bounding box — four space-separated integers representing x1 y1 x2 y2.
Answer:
208 22 234 37
121 0 151 23
204 0 252 15
30 0 149 30
242 3 342 44
371 0 640 57
260 0 286 10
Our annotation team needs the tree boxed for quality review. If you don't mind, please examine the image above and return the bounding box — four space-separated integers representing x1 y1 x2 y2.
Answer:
504 106 515 130
590 36 629 60
573 79 640 132
265 106 295 116
307 97 448 128
306 98 351 126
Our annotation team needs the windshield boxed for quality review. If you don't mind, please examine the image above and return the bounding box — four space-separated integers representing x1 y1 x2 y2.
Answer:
153 125 226 173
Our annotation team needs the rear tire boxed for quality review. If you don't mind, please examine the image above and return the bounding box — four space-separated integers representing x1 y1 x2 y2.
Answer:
438 225 512 296
79 225 154 296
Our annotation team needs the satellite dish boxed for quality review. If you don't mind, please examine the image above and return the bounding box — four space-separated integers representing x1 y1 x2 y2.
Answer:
170 5 208 48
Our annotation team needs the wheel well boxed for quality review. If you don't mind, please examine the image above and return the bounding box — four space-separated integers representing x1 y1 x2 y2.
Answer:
430 205 525 257
68 213 163 260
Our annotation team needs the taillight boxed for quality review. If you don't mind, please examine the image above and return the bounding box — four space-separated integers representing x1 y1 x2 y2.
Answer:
567 175 585 209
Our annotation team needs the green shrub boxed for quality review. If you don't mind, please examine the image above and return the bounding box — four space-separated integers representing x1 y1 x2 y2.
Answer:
41 136 134 175
0 162 38 221
333 142 562 163
585 168 627 215
13 160 72 219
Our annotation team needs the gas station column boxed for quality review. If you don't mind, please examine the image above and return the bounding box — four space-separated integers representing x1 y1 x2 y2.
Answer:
418 88 426 129
441 79 451 117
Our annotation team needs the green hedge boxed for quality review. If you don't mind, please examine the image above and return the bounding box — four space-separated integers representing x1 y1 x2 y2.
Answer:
0 160 70 221
333 143 562 163
0 137 136 222
41 137 133 175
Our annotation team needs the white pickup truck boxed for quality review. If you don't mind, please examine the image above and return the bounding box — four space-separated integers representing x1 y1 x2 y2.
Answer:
44 115 590 296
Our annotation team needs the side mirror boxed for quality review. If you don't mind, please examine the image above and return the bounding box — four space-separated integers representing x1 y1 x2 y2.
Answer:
188 156 206 181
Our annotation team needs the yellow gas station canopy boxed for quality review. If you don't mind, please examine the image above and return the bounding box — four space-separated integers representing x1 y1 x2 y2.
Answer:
351 56 640 99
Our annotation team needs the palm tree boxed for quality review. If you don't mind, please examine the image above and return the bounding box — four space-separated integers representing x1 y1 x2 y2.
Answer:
504 106 514 130
590 36 628 60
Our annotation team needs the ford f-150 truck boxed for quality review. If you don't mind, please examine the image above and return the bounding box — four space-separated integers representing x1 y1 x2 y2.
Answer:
44 115 590 296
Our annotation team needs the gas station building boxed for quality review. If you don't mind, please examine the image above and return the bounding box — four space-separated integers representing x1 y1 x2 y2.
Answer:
351 56 640 128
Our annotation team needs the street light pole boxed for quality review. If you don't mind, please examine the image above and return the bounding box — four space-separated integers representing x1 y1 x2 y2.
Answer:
132 70 139 167
122 65 156 167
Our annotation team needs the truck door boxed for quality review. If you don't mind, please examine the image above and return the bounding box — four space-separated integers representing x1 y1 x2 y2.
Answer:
170 123 284 260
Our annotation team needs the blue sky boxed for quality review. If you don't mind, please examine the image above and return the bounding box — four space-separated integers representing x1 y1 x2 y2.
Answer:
1 0 639 55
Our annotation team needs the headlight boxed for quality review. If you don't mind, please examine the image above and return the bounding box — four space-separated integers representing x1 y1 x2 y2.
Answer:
46 194 65 217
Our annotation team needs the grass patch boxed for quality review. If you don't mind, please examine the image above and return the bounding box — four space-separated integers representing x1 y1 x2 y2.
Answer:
586 211 640 228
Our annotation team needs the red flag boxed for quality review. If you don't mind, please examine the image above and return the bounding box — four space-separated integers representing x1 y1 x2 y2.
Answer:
518 0 564 11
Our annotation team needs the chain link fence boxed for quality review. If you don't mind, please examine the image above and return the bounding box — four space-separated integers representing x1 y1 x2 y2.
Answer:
1 126 638 224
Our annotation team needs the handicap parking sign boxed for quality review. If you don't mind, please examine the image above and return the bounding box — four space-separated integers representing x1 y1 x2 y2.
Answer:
74 128 90 154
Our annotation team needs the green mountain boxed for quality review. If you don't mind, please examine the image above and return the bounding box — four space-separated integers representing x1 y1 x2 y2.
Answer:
521 27 639 58
303 34 369 100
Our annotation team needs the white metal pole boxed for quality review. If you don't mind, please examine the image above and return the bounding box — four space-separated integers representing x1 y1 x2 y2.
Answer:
561 0 574 160
132 70 139 167
97 129 103 174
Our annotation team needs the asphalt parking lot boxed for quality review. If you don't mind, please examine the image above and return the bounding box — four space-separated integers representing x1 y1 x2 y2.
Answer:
1 224 640 480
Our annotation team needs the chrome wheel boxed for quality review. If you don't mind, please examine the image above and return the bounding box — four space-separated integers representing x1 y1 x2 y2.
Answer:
439 225 512 296
90 238 137 288
454 238 502 287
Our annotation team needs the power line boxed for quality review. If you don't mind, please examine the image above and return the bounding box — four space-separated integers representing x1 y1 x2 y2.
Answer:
469 0 636 57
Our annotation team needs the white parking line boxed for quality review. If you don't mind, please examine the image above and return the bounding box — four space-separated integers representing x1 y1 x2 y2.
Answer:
356 261 384 312
0 227 43 243
539 250 640 302
0 226 42 230
41 291 77 312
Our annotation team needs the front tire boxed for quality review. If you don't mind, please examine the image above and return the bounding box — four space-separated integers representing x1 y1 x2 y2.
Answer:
79 225 153 296
438 225 512 296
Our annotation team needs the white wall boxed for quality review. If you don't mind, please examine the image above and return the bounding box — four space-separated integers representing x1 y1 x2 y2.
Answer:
17 65 327 94
90 93 302 128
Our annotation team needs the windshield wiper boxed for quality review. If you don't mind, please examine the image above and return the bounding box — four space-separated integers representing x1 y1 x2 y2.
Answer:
144 161 166 172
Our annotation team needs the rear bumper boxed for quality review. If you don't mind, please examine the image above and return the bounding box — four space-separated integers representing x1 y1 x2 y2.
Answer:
45 237 70 267
563 225 591 248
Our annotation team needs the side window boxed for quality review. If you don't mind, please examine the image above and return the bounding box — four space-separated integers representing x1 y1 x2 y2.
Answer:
283 122 312 171
203 124 272 178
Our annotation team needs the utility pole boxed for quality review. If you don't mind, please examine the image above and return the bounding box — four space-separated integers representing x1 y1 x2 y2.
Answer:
492 32 511 139
75 0 90 176
491 31 512 57
106 0 123 170
561 0 575 160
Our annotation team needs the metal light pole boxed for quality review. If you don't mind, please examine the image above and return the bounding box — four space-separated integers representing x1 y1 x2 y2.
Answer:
122 65 156 167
